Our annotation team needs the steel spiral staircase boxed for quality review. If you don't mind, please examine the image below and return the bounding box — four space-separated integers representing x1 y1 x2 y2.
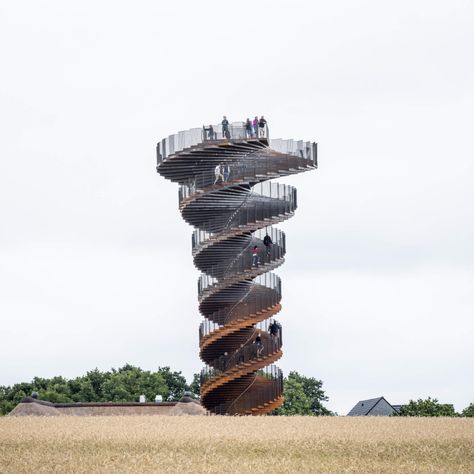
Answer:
156 122 317 415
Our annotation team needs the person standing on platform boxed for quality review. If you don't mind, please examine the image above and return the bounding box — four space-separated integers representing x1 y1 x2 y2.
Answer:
254 333 264 356
214 163 224 184
208 125 215 140
222 116 230 139
269 320 279 339
263 232 273 258
258 116 267 137
252 116 259 137
223 163 230 182
245 118 253 138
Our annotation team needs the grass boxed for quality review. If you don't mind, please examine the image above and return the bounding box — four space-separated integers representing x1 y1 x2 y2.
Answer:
1 416 473 473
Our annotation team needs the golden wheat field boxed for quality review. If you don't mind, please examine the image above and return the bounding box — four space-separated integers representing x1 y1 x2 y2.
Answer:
0 416 473 473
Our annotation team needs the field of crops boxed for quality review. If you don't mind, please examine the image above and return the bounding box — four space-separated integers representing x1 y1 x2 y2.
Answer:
1 416 473 473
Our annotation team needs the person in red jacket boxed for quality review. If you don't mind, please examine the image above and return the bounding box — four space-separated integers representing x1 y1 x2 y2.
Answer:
252 116 259 137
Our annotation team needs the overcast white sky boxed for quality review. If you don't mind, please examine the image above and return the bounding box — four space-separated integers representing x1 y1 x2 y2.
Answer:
1 0 473 414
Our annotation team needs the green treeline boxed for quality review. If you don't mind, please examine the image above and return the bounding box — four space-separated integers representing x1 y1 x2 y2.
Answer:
0 365 198 416
397 397 474 417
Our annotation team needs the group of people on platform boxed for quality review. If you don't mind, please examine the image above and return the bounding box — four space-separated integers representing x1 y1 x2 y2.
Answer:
204 116 268 141
243 116 268 139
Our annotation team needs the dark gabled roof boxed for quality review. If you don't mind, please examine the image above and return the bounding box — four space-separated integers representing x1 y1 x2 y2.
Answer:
347 396 396 416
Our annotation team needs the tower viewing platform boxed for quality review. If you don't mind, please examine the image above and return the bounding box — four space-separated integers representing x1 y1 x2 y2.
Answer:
156 121 317 415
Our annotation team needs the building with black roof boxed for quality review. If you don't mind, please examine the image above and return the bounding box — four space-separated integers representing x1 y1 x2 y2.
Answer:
347 396 400 416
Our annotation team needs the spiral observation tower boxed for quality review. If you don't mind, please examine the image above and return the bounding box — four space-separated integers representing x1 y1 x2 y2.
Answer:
156 122 317 415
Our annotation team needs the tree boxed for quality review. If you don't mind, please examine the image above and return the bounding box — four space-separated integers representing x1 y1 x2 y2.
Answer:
102 365 168 402
276 376 312 415
0 365 178 414
275 371 333 416
399 397 457 417
38 376 71 403
79 368 109 400
188 373 200 398
156 367 188 401
461 403 474 417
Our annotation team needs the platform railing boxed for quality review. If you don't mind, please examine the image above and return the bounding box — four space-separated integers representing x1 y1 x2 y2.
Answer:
199 270 281 300
192 226 285 257
187 182 297 236
178 157 306 203
199 289 280 340
189 195 296 237
199 285 281 336
201 291 280 330
199 281 282 340
200 331 282 385
156 122 316 165
177 151 316 205
210 366 283 415
202 122 269 142
197 228 285 285
226 185 296 232
199 299 282 341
